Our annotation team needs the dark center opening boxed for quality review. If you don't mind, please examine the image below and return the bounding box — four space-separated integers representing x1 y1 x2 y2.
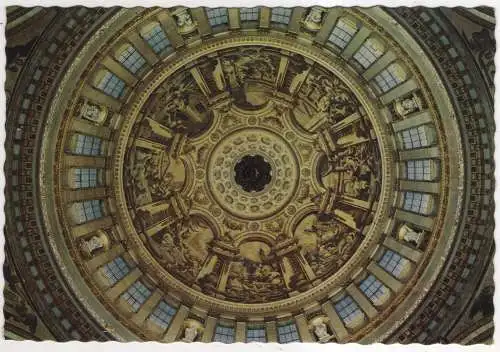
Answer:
234 155 272 192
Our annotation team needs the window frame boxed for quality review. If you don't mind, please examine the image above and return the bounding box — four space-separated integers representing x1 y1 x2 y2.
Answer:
353 38 384 68
246 326 267 343
141 24 171 54
121 280 152 312
334 295 364 326
72 133 103 156
403 191 431 214
378 249 409 278
406 159 432 180
271 7 292 25
277 321 300 344
328 17 358 49
72 168 99 188
359 274 387 304
240 7 260 22
373 63 405 93
96 71 126 99
213 324 236 344
102 256 131 285
73 199 104 224
205 7 229 27
401 126 430 150
117 45 147 74
148 300 178 330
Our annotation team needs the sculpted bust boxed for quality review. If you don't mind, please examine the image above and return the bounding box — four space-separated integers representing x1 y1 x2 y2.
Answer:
309 316 333 342
79 99 107 124
303 7 325 31
394 94 422 117
182 326 198 342
174 8 197 34
181 319 204 342
398 224 425 247
314 321 329 339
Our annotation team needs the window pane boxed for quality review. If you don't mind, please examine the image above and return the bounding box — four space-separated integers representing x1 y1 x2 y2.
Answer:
102 256 130 285
334 295 364 326
96 71 126 98
353 39 384 68
213 325 235 344
359 274 388 304
142 24 171 54
401 126 429 149
73 199 103 224
73 168 98 188
240 7 259 21
118 46 146 74
271 7 292 25
403 192 431 214
406 159 432 180
121 281 152 312
277 322 300 343
73 134 102 156
374 63 405 92
379 249 409 278
328 18 358 49
206 8 228 26
149 301 177 330
246 327 267 342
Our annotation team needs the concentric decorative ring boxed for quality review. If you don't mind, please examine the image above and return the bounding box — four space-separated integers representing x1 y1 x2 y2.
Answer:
207 127 300 220
29 6 470 343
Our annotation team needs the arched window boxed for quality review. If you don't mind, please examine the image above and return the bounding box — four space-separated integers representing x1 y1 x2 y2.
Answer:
403 192 432 215
353 38 384 68
102 256 130 285
400 126 430 149
406 159 432 180
378 250 411 279
121 280 152 312
149 301 177 330
277 321 300 343
95 70 126 98
334 295 364 327
71 199 103 224
240 7 259 22
117 45 146 74
206 8 228 27
72 168 99 188
71 134 103 156
140 23 171 54
328 17 358 49
359 274 389 305
271 7 292 25
246 326 267 342
374 63 406 93
213 324 235 343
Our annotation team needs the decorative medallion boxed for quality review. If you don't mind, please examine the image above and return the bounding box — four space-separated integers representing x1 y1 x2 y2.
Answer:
207 127 299 219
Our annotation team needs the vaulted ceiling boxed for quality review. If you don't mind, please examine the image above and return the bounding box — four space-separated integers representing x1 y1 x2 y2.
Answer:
4 6 495 344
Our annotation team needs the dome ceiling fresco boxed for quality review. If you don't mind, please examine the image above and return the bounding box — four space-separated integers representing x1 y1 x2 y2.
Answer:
122 44 382 306
3 5 495 345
